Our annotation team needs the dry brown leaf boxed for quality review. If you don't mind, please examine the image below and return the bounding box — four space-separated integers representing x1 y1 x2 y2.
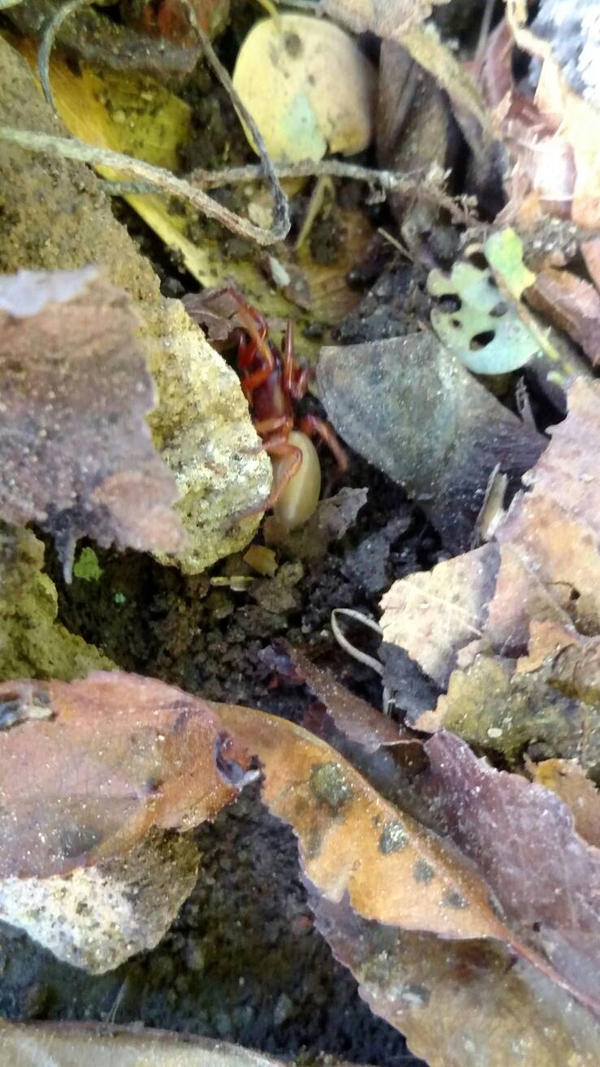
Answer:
275 640 406 752
526 267 600 366
218 704 517 943
492 377 600 633
312 894 600 1067
319 0 450 36
420 731 600 1003
534 52 600 229
478 17 600 228
529 759 600 849
0 672 248 879
380 544 500 690
320 0 491 157
0 268 184 577
582 238 600 291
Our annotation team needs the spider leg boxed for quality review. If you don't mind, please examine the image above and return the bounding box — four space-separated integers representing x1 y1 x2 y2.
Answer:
261 439 303 510
282 320 312 402
254 416 294 438
226 438 303 528
297 414 348 476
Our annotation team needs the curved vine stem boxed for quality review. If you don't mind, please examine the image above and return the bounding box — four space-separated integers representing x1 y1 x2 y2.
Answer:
0 126 290 246
32 0 290 245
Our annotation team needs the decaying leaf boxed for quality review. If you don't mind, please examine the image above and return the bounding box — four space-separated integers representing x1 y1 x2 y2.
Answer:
0 268 184 577
0 671 249 879
311 894 600 1067
419 731 600 1003
376 32 460 261
218 704 516 943
477 16 600 229
428 232 540 374
319 0 451 37
0 1020 293 1066
428 229 588 389
273 640 406 752
380 377 600 754
525 267 600 366
380 543 500 690
582 238 600 291
529 759 600 849
317 333 544 552
320 0 491 158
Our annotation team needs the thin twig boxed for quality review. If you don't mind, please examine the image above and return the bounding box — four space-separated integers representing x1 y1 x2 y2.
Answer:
33 0 290 245
38 0 95 110
331 608 384 676
475 0 496 64
0 126 290 245
188 159 475 224
193 21 290 248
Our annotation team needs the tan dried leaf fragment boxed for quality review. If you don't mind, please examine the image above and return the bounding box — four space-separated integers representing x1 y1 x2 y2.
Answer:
217 703 511 943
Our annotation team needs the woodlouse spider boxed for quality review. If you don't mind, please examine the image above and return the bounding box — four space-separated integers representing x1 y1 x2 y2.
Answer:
234 299 347 530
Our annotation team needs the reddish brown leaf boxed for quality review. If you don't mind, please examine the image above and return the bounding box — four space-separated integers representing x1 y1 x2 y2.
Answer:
526 268 600 366
420 731 600 1003
0 268 184 578
277 641 406 752
0 672 248 878
311 893 600 1067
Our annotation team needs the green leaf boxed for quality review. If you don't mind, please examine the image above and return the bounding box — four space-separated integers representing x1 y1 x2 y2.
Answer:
427 229 540 374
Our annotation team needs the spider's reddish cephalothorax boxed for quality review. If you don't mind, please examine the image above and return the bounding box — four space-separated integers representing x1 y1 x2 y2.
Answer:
234 299 347 528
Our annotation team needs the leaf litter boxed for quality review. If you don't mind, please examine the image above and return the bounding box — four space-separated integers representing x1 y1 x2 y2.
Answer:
4 0 600 1062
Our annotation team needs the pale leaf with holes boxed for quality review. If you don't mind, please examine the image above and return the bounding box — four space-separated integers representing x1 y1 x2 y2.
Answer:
428 230 540 373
